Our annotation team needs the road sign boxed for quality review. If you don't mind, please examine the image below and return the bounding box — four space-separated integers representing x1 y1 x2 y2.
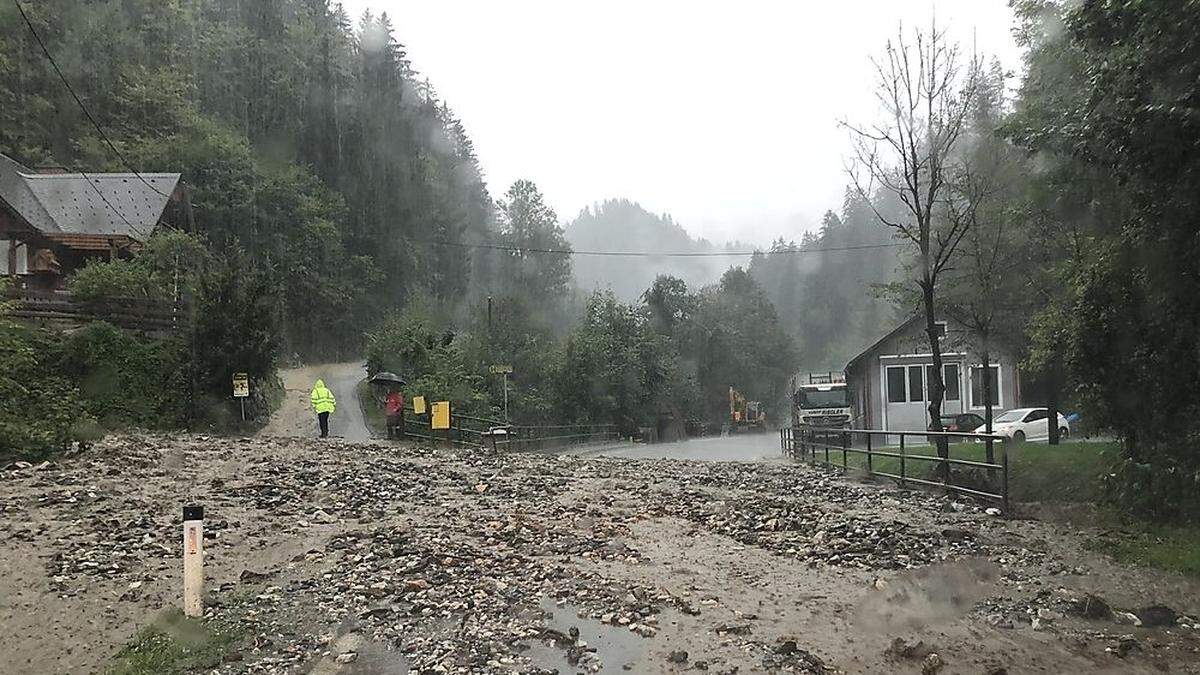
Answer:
490 365 513 422
413 395 427 415
431 401 451 430
232 372 250 398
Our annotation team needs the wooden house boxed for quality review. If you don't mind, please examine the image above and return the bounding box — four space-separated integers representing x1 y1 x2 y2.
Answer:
0 153 183 288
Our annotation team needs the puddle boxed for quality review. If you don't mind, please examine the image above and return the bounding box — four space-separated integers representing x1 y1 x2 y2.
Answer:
525 597 648 674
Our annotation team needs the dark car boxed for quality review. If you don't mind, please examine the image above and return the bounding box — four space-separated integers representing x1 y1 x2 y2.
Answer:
927 413 986 442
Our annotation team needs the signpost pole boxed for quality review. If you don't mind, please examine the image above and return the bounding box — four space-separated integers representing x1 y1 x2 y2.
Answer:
490 365 513 423
232 372 250 423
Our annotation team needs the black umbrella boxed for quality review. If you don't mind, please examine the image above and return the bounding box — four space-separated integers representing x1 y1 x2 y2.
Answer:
369 371 407 386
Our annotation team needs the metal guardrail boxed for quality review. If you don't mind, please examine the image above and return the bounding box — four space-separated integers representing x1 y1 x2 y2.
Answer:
489 424 620 453
781 425 1010 511
394 410 619 452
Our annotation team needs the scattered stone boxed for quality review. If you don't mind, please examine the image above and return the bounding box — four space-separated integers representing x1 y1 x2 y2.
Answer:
1136 605 1178 627
775 640 798 655
1069 593 1112 620
985 613 1014 629
8 431 1199 675
1114 611 1143 627
1106 636 1140 658
238 569 271 583
886 637 934 659
1037 608 1062 622
941 528 971 542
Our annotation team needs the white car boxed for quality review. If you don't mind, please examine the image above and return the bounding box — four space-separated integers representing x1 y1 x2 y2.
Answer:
990 407 1070 443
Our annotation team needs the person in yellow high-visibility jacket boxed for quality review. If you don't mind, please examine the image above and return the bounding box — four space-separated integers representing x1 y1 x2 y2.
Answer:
310 379 336 438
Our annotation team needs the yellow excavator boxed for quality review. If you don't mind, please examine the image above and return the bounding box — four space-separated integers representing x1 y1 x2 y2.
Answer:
728 386 766 433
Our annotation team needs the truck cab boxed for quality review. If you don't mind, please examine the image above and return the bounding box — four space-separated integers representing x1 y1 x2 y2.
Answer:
793 372 852 428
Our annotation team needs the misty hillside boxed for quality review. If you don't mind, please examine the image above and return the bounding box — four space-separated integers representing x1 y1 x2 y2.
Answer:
565 199 745 300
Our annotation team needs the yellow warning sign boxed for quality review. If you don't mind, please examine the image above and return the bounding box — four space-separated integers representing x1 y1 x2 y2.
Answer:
413 395 426 415
431 401 450 430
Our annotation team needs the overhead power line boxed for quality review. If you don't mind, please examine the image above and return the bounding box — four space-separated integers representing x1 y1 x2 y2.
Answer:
415 239 904 258
13 0 170 198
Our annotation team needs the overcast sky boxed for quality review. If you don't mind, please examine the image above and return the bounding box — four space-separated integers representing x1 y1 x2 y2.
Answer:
339 1 1023 246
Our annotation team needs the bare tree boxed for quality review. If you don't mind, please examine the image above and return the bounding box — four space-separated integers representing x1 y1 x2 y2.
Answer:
940 63 1026 462
842 22 980 471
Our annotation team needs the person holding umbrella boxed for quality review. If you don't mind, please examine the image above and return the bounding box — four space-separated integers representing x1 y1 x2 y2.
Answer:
370 372 407 439
385 387 405 439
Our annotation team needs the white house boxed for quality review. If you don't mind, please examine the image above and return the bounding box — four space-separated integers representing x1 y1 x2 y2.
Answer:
844 315 1021 433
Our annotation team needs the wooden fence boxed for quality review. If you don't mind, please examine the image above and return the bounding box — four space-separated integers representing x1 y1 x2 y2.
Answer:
4 288 184 335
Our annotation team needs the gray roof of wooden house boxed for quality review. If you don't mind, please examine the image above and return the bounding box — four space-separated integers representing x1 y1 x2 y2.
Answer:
0 153 179 242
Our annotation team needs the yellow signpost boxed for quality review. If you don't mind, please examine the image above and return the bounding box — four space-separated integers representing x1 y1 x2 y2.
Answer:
431 401 451 430
413 395 427 415
232 372 249 421
232 372 250 398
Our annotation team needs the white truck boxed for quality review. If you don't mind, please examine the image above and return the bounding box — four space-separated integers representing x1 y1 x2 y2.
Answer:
792 372 852 429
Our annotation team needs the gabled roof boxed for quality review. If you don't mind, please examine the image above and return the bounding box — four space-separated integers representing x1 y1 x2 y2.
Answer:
845 314 923 371
0 153 179 242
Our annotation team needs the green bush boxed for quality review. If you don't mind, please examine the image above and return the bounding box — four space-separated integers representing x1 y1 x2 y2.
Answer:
185 245 280 427
71 258 165 304
0 297 90 459
51 322 188 429
1102 454 1200 524
365 310 488 418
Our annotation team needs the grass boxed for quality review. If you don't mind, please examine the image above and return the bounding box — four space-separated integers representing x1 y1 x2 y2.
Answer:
107 608 242 675
1091 525 1200 578
805 437 1200 578
1086 518 1200 579
815 439 1119 503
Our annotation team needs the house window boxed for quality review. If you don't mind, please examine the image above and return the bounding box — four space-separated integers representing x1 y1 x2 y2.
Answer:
886 366 906 403
934 321 947 339
907 365 924 403
944 364 960 401
969 365 1001 408
921 363 961 402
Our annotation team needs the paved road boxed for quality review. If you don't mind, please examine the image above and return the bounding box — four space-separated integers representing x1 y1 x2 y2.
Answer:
589 431 783 462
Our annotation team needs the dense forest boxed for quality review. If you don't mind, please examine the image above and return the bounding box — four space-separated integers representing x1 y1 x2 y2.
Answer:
0 0 797 448
1 0 493 358
748 190 901 371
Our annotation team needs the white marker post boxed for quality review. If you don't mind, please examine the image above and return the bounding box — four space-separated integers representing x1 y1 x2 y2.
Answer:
182 505 204 617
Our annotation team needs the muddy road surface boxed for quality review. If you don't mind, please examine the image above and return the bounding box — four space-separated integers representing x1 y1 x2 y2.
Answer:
260 362 372 441
1 434 1198 674
590 431 783 462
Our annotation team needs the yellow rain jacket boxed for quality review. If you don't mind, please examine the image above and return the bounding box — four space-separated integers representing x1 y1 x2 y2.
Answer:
310 379 336 414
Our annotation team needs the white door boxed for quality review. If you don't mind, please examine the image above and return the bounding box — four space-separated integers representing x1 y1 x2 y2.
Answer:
1021 409 1049 441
